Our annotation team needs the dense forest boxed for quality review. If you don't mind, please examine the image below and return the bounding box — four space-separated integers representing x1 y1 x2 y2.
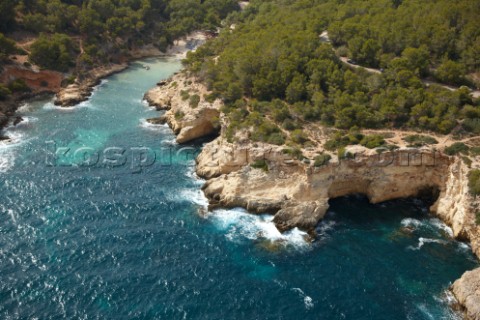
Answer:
0 0 239 73
184 0 480 143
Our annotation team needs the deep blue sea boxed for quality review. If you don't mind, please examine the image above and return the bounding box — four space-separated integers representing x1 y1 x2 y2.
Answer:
0 57 478 320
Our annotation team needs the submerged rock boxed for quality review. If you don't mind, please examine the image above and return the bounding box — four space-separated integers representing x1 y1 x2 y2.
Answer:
146 116 167 125
13 116 23 126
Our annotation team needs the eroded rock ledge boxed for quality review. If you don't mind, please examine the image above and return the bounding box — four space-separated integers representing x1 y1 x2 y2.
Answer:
55 64 129 107
452 269 480 320
146 72 480 319
143 72 221 143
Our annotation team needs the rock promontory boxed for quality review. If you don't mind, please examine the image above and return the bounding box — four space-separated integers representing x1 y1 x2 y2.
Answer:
144 73 221 143
146 71 480 319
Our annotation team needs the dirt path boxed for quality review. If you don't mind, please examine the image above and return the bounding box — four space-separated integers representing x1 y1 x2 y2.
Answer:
321 31 480 98
339 57 382 74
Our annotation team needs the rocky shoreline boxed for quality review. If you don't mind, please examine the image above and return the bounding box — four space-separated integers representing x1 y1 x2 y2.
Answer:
55 63 129 107
144 71 480 319
55 31 208 108
0 31 208 133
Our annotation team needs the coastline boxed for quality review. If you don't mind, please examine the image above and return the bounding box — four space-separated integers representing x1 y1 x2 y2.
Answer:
0 31 208 133
144 70 480 320
3 25 479 318
54 31 208 108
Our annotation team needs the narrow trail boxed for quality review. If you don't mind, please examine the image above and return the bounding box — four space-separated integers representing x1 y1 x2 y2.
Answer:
321 31 480 98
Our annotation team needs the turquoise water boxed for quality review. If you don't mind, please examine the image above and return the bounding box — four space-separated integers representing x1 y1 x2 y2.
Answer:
0 57 477 319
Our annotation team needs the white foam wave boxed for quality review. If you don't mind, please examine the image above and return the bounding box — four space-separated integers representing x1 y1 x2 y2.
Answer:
292 288 314 310
0 151 15 173
161 138 178 146
414 303 435 320
208 208 309 247
408 237 446 251
316 220 336 240
429 218 454 237
14 116 38 128
179 189 209 207
184 167 205 186
401 218 424 228
139 118 169 131
141 99 156 109
456 242 470 252
17 102 34 113
43 101 77 111
0 129 26 148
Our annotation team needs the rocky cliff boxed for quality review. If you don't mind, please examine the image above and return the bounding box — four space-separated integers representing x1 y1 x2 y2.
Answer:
452 269 480 320
144 72 221 143
145 72 480 319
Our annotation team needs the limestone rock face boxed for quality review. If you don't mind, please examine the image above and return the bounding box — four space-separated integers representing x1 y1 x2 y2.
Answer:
199 145 459 232
144 73 221 143
274 201 329 232
55 64 128 107
452 268 480 320
55 83 93 107
146 117 167 125
147 72 480 318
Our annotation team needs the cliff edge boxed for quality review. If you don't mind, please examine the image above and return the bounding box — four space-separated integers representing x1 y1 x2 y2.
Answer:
145 72 480 319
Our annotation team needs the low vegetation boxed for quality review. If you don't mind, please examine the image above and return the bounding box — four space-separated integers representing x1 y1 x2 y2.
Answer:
314 153 332 167
189 94 200 108
468 170 480 196
0 0 240 72
359 134 385 149
444 142 470 156
185 0 480 140
251 159 268 172
404 135 438 147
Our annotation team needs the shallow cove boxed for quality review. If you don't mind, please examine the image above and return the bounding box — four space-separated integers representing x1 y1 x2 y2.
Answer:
0 57 478 319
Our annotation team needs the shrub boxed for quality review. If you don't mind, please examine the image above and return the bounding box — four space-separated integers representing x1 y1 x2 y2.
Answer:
324 131 364 151
0 84 11 100
251 120 285 145
462 156 472 167
444 142 469 155
476 211 480 225
462 105 480 119
470 147 480 156
29 33 76 72
468 170 480 196
282 119 297 131
251 159 268 172
204 92 218 103
180 90 190 101
314 153 332 167
463 118 480 134
0 33 17 55
435 59 466 85
8 79 30 93
272 100 291 122
360 134 385 149
282 148 304 160
66 75 76 84
290 129 309 145
174 111 185 120
338 147 354 159
267 133 285 145
211 116 220 130
189 94 200 108
404 135 438 147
